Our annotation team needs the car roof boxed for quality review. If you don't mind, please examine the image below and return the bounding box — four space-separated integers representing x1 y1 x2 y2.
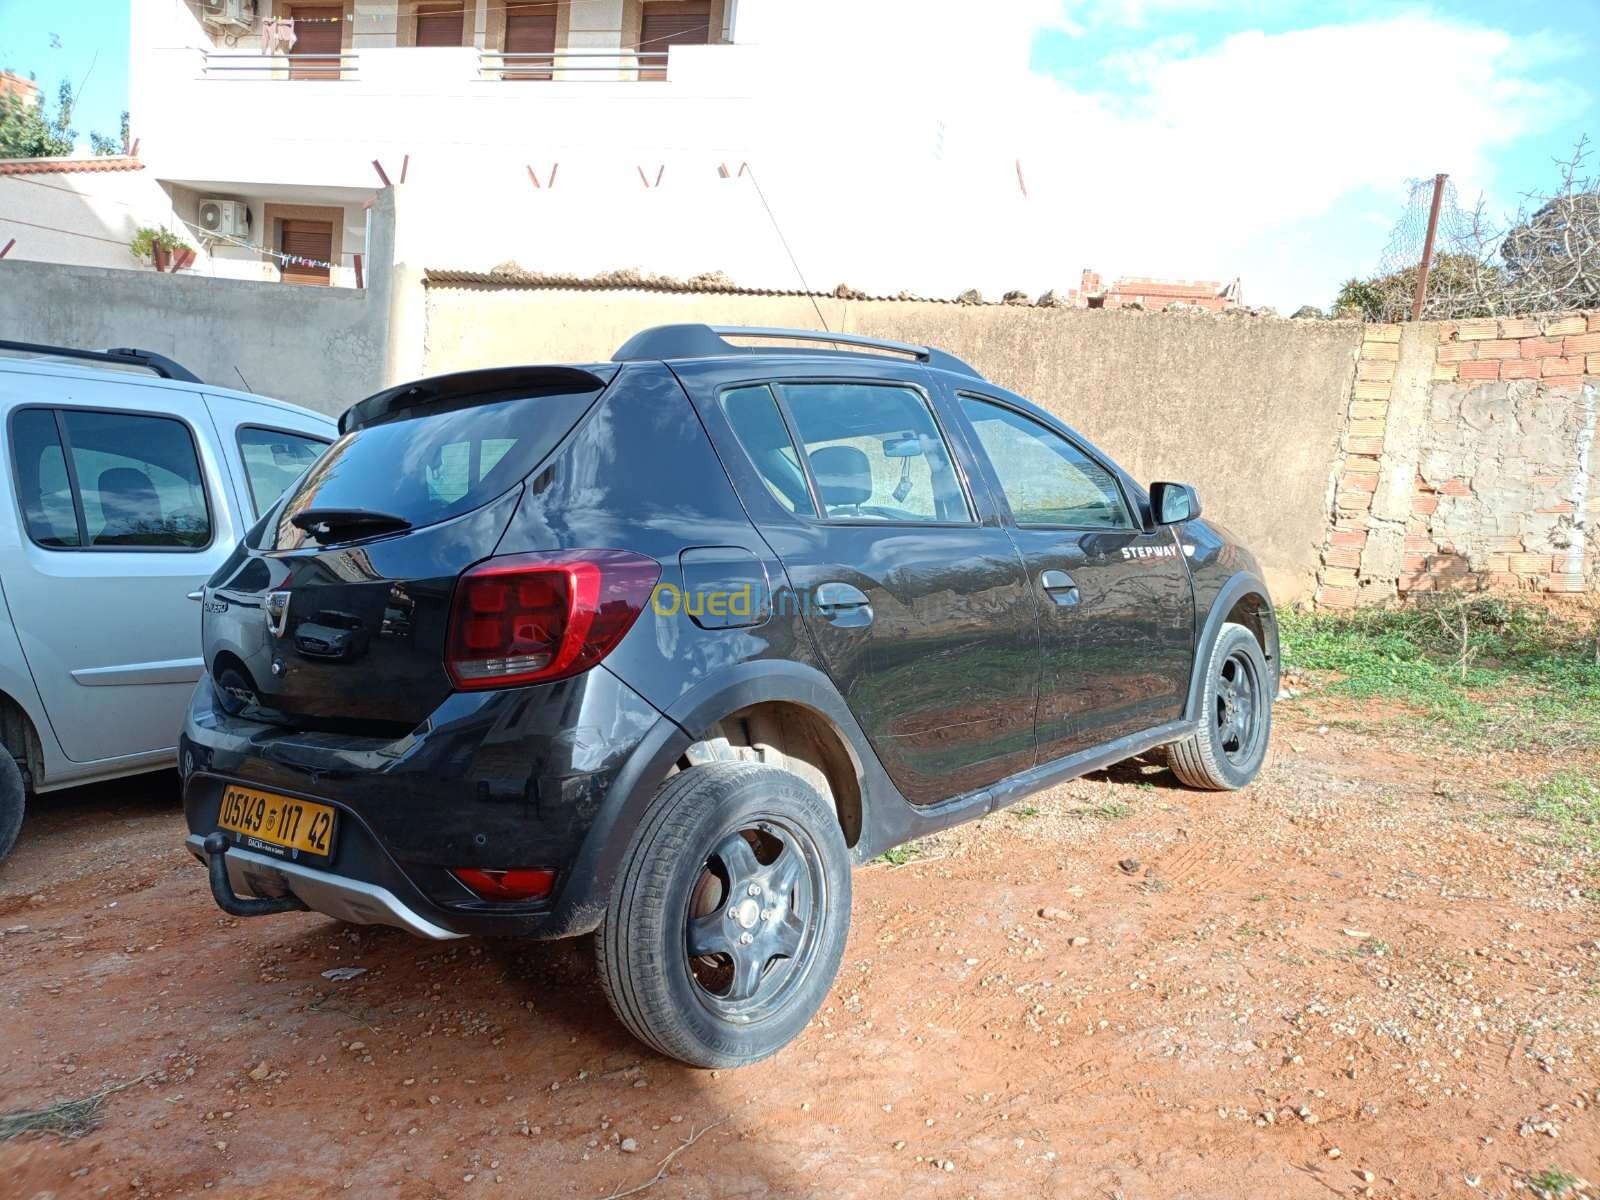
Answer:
0 355 336 425
612 324 986 381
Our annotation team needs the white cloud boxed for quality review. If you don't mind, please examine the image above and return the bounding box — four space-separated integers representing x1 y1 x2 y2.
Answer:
733 4 1579 309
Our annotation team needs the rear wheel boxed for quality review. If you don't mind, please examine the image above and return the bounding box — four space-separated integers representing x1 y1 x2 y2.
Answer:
0 743 26 863
595 762 850 1068
1166 622 1272 790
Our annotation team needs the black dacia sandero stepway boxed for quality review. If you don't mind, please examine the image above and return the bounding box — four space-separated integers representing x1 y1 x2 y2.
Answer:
182 324 1278 1067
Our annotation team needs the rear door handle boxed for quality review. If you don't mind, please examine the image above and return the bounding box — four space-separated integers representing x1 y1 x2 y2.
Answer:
813 581 873 627
1039 569 1080 606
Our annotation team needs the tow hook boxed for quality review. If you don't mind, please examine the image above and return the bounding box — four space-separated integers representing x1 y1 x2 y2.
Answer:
202 833 307 917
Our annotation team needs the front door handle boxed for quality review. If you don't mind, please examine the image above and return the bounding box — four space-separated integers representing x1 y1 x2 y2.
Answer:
1039 569 1080 606
813 581 873 627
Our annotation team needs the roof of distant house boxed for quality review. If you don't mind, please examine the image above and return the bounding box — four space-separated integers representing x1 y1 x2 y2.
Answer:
0 156 144 176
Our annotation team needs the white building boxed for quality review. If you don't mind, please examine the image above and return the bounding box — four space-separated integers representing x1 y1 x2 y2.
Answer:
7 1 1066 297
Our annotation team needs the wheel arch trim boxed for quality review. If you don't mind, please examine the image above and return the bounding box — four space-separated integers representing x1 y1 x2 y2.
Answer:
1183 571 1279 724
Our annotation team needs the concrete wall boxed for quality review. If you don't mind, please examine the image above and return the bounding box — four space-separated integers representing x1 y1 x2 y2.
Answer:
0 168 193 273
423 283 1366 599
1316 314 1600 605
0 191 396 414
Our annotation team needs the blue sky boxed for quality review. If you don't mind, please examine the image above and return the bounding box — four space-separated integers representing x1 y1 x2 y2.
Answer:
0 0 130 148
0 0 1595 307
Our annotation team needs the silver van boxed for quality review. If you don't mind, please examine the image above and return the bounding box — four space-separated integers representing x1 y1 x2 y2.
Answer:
0 342 335 861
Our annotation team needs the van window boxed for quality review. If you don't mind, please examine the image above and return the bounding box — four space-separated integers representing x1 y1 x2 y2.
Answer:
237 426 330 516
10 408 212 550
11 409 79 547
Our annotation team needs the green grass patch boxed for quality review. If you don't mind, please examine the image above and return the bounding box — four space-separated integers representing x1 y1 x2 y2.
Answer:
1280 598 1600 750
1507 771 1600 852
1529 1167 1582 1197
875 843 924 866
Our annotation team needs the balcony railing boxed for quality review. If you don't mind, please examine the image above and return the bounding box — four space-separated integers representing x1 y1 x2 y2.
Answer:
478 48 670 82
199 46 697 84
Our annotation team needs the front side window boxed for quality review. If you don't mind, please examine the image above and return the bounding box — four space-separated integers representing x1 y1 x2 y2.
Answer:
782 383 969 524
11 408 212 549
237 426 330 517
960 396 1133 530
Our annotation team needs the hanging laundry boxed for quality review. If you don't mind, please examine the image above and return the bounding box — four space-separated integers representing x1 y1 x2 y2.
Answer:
259 16 297 55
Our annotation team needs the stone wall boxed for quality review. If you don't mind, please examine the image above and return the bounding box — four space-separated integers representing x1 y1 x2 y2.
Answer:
1315 313 1599 606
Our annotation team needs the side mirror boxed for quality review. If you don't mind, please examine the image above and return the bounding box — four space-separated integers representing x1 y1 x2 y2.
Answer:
1150 481 1201 525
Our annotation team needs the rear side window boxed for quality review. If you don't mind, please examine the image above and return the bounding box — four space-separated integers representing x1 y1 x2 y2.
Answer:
9 407 212 550
270 385 599 549
237 426 330 517
782 383 969 523
719 385 816 517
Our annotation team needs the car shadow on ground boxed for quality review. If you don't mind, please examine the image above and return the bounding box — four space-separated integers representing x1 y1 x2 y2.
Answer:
1081 751 1188 789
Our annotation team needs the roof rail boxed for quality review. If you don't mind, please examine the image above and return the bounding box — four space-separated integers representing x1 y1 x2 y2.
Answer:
610 324 985 380
0 339 202 384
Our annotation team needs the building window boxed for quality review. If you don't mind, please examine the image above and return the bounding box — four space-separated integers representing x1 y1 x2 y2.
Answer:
638 1 712 80
504 2 558 80
280 219 334 286
415 3 465 47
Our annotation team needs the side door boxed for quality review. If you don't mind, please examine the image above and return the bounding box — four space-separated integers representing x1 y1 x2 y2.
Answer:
1 386 241 762
204 395 334 521
678 362 1039 805
951 391 1195 760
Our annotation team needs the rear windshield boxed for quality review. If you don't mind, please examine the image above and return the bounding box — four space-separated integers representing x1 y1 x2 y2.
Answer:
267 386 599 549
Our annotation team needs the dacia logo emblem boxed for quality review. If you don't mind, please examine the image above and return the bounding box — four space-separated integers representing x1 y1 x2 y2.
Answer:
265 590 291 638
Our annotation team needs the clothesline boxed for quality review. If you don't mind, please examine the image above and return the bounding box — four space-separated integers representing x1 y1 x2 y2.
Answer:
178 216 345 272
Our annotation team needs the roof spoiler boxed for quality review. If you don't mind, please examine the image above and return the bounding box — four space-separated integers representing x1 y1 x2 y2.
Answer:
0 339 201 383
611 324 985 380
339 364 615 433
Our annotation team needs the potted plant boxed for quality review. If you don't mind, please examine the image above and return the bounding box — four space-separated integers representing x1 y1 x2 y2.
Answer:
129 226 159 268
163 230 197 272
130 227 196 272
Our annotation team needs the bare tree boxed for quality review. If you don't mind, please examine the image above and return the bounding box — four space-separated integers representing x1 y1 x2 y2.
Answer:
1335 137 1600 320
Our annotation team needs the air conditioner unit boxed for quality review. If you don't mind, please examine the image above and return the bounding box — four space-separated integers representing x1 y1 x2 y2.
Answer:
200 0 257 31
198 198 250 239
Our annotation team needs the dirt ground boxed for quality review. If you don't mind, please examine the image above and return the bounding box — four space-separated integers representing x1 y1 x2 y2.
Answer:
2 698 1597 1200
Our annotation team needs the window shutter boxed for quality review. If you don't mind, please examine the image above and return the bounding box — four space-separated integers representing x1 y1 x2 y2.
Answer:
281 220 334 286
289 6 344 79
415 4 465 47
504 3 558 80
638 2 711 80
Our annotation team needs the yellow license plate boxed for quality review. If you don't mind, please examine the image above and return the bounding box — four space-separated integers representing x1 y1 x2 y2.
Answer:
218 785 337 862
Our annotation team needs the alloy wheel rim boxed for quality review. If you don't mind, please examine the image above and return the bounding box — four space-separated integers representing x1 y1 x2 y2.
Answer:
1214 647 1263 767
683 815 823 1020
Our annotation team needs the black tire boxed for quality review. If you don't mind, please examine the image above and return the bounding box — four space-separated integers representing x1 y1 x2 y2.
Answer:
0 745 25 864
595 762 851 1069
1166 622 1272 791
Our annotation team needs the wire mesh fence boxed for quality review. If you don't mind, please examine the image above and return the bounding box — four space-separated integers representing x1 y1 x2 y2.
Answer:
1342 138 1600 322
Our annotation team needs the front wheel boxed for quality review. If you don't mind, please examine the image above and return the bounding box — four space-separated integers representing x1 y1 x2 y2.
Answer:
595 762 851 1068
1166 622 1272 790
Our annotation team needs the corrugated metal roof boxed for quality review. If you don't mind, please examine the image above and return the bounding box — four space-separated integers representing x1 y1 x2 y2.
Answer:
0 156 144 176
422 267 982 304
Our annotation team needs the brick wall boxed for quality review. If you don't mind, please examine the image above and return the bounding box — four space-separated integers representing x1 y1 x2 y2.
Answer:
1316 312 1599 607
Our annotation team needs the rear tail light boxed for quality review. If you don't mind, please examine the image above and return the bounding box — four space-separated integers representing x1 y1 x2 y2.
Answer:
444 549 660 689
452 867 557 902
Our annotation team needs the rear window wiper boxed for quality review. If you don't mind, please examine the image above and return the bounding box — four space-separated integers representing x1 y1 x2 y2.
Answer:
289 507 413 541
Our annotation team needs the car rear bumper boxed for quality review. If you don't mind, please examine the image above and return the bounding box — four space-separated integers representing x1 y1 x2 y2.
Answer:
179 666 674 939
185 834 464 939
